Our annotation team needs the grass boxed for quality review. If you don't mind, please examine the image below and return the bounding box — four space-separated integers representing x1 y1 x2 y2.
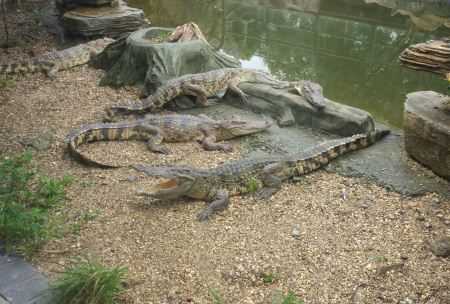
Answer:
0 151 72 255
245 176 261 193
272 291 304 304
52 259 127 304
209 288 224 304
0 76 16 89
261 272 277 284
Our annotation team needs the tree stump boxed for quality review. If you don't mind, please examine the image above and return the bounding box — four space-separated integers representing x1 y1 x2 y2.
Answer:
95 27 240 95
404 91 450 180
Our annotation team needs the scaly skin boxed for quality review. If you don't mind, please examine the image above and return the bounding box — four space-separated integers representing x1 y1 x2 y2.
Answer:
0 38 114 78
105 68 326 120
134 129 390 221
66 113 272 168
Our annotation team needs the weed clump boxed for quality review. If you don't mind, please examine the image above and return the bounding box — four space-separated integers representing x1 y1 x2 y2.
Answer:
53 259 127 304
0 151 72 255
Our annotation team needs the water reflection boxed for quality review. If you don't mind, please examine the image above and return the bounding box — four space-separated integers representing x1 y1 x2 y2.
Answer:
128 0 450 127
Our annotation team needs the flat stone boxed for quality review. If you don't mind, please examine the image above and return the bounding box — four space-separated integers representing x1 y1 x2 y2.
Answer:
430 237 450 257
58 0 113 7
0 255 53 304
63 2 148 38
404 91 450 180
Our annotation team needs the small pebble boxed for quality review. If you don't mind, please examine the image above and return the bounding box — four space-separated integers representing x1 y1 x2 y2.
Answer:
292 224 301 239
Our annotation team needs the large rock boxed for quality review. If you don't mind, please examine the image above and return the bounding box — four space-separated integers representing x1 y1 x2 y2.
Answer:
62 2 148 38
229 83 375 135
404 91 450 180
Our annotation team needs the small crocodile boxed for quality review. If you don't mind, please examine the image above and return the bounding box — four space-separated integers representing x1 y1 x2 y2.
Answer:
0 38 114 78
134 129 389 221
105 68 325 120
66 113 272 168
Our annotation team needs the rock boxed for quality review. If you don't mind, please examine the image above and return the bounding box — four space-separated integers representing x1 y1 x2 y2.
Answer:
404 91 450 180
58 0 114 8
62 2 148 38
232 83 376 135
430 237 450 257
291 224 301 239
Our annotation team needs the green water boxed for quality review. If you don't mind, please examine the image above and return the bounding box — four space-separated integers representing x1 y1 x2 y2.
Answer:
129 0 450 127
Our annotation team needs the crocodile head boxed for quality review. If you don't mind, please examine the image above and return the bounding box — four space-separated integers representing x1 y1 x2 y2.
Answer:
301 81 325 110
139 175 197 200
86 37 116 55
216 117 272 140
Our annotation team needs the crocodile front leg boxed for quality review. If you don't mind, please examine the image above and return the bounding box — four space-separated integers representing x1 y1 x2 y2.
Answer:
227 77 249 103
197 190 229 221
200 129 232 152
182 84 209 106
254 162 283 200
139 124 170 154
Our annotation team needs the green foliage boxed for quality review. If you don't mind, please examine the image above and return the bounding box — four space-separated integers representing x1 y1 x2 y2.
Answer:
272 291 304 304
0 151 72 255
261 272 276 284
0 76 16 89
209 288 224 304
245 176 260 193
52 259 127 304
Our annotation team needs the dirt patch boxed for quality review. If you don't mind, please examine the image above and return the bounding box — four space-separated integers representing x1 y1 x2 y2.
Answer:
0 5 449 304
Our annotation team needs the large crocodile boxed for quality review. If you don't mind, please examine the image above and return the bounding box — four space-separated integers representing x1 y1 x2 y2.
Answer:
105 68 325 121
134 129 389 221
66 113 272 168
0 38 114 78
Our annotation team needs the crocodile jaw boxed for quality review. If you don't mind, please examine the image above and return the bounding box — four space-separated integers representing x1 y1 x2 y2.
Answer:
220 119 272 138
146 177 194 200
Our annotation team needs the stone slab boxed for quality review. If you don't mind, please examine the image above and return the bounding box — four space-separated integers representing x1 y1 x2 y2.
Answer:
0 255 53 304
404 91 450 180
63 2 148 38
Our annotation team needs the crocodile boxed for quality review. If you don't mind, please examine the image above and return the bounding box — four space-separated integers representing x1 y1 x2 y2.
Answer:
134 129 389 221
0 38 114 78
105 68 325 121
66 113 272 168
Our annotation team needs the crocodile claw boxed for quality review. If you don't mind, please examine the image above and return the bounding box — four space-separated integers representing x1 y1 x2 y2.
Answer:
196 209 212 222
254 187 278 201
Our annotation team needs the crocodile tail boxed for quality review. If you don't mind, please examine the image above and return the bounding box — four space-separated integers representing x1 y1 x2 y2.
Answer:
294 129 390 176
66 122 140 168
106 97 158 119
0 61 48 75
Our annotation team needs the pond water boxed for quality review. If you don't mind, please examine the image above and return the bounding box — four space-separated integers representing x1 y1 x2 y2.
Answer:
128 0 450 128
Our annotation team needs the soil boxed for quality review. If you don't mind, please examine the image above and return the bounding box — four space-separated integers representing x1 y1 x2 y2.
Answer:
0 2 449 303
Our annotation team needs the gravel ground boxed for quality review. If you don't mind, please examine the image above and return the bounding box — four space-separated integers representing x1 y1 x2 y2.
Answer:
0 3 449 303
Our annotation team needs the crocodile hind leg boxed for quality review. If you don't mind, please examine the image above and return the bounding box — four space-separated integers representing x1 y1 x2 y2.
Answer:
182 84 209 106
197 190 229 221
227 77 249 103
41 61 58 79
139 124 170 154
200 130 232 152
254 163 283 200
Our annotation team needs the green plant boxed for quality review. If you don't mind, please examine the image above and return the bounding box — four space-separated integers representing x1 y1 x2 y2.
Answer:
209 288 224 304
0 151 72 254
272 291 304 304
261 272 276 284
0 76 16 89
245 176 260 193
52 259 127 304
